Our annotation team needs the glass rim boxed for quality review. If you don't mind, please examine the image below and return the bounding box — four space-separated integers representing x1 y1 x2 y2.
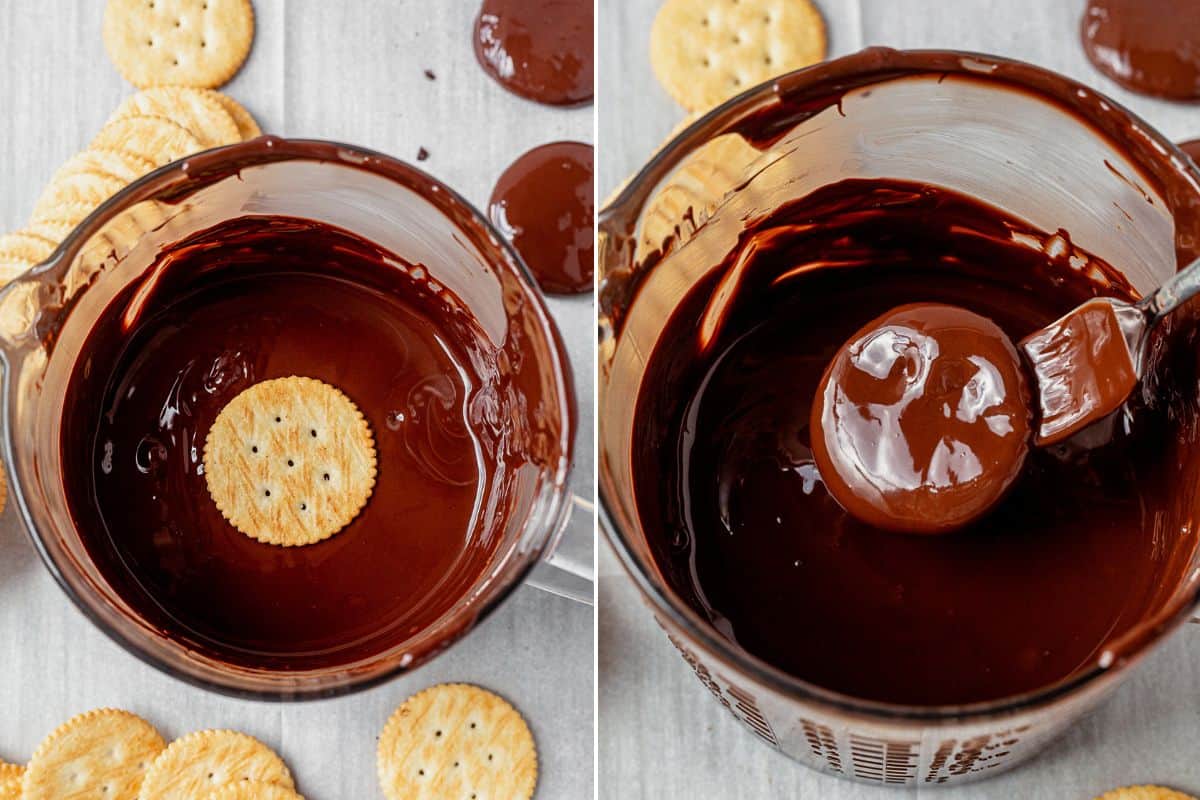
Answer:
598 48 1200 724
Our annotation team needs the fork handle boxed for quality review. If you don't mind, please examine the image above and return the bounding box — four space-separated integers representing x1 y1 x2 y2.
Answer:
1139 254 1200 326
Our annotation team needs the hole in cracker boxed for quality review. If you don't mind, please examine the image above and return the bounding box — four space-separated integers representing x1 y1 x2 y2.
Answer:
264 489 271 497
323 472 331 481
470 722 477 729
488 753 493 761
702 57 711 67
311 428 318 437
418 769 425 776
275 416 282 423
172 58 179 66
287 459 295 467
435 730 442 737
300 502 307 511
251 445 259 453
201 39 207 48
175 18 182 26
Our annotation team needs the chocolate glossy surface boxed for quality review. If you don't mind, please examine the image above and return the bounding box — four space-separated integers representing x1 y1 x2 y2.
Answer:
489 141 594 295
1022 299 1138 446
473 0 594 107
62 217 509 670
812 303 1031 535
632 179 1199 705
1081 0 1200 99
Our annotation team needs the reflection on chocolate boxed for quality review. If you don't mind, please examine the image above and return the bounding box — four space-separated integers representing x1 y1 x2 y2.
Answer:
473 0 594 107
61 216 528 670
1022 299 1138 446
1081 0 1200 99
632 179 1198 705
812 303 1030 535
489 141 594 295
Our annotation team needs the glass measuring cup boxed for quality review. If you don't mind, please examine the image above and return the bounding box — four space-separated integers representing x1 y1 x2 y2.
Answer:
0 137 591 699
598 49 1200 786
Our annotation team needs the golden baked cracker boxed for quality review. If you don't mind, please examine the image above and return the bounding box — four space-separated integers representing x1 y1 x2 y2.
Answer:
109 88 241 148
54 149 157 186
0 256 37 286
1095 788 1199 800
92 115 204 168
26 218 77 247
103 0 255 90
31 166 126 224
206 91 261 139
0 232 54 265
650 0 827 111
203 377 377 547
377 684 538 800
137 730 294 800
31 200 96 230
206 782 305 800
22 709 165 800
0 762 23 799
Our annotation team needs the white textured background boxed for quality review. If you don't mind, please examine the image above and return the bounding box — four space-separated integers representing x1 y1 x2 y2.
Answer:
0 3 594 799
599 1 1200 798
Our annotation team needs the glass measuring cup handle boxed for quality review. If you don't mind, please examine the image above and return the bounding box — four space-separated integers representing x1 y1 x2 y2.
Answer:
526 494 595 605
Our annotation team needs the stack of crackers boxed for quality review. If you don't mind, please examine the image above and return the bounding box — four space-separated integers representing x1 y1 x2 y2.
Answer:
0 0 260 281
0 710 299 800
0 684 539 800
606 0 830 259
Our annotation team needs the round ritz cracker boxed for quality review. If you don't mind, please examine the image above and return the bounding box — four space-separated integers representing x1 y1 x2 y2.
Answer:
31 163 127 225
206 782 304 800
0 231 54 266
203 376 377 547
21 708 166 800
103 0 255 90
31 200 99 231
137 729 294 800
377 683 538 800
650 0 827 111
1096 788 1199 800
109 87 241 149
92 115 205 169
207 91 261 139
0 762 23 800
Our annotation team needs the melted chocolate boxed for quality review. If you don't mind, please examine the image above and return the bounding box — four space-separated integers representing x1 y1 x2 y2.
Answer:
473 0 593 107
1022 299 1139 446
61 217 516 670
812 303 1031 535
1181 138 1200 164
1081 0 1200 100
489 141 594 295
632 179 1199 705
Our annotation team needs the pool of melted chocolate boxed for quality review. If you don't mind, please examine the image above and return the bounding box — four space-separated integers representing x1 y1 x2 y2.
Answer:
632 179 1200 706
61 216 508 670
